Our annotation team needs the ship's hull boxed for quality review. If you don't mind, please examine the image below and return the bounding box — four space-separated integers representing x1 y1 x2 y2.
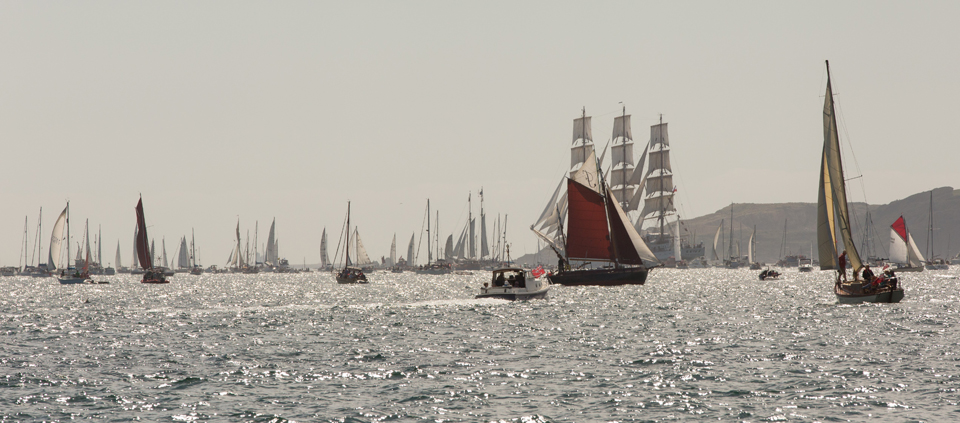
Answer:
548 266 648 286
476 286 549 300
834 282 903 304
646 240 705 262
336 276 368 284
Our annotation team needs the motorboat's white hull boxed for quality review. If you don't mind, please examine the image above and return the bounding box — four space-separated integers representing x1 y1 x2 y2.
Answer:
476 285 549 300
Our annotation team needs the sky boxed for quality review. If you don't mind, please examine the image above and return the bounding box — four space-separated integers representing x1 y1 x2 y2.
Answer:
1 1 958 267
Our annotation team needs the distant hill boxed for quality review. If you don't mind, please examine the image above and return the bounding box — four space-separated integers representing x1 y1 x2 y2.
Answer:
515 186 960 266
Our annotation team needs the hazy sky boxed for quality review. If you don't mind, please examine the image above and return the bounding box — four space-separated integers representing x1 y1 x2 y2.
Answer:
2 1 958 267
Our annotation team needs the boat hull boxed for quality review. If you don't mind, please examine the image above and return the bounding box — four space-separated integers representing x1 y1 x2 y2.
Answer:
476 287 549 300
336 276 368 284
834 282 904 304
548 267 648 286
58 277 90 284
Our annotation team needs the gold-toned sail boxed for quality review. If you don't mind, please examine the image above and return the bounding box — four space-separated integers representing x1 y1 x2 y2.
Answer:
817 60 862 274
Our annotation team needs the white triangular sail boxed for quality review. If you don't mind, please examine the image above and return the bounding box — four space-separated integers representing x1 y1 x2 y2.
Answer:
178 236 190 268
675 220 684 261
406 233 416 266
47 206 67 271
889 216 925 267
320 228 330 267
264 219 278 266
115 241 122 269
389 234 397 266
444 235 454 260
354 229 372 265
747 230 755 264
712 220 723 261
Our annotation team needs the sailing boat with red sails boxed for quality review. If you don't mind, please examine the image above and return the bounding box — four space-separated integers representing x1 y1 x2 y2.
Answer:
136 196 169 284
531 108 660 285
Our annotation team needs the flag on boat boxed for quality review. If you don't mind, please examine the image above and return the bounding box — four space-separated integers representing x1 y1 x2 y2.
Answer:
532 265 546 278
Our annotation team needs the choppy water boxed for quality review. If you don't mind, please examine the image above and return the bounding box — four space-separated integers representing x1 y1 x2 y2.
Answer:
2 267 960 422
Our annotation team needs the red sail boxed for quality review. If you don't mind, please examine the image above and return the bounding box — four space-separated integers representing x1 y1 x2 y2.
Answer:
135 198 152 270
565 179 613 261
605 191 643 265
891 215 908 242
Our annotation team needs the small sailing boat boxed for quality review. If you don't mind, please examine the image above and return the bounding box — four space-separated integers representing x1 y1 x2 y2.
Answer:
888 215 925 272
817 61 901 303
531 109 660 285
51 202 92 284
136 197 169 284
336 201 368 284
924 191 949 270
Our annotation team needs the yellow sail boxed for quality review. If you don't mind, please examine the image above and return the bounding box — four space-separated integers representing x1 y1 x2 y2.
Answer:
817 60 862 274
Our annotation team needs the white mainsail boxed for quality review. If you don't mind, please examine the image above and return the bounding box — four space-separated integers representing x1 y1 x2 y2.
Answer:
177 236 190 268
406 233 415 266
747 229 755 264
675 220 683 261
889 216 925 267
353 228 372 265
264 218 278 266
389 234 396 266
132 226 139 268
444 235 454 261
712 220 723 261
47 205 68 271
115 241 122 269
320 228 330 268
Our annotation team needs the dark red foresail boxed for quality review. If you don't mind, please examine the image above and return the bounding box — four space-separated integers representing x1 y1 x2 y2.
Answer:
135 198 151 270
565 179 613 261
605 191 643 265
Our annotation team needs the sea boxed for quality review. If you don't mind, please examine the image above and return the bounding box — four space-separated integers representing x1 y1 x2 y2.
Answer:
2 267 959 422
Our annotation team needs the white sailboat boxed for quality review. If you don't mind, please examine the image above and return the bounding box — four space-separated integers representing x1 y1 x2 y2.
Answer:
264 218 279 269
319 228 332 271
336 202 368 283
888 215 925 272
924 191 949 270
50 203 91 284
817 61 902 303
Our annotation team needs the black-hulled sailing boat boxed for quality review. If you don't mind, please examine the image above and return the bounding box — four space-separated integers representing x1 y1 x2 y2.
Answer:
532 109 660 286
136 197 169 284
336 201 368 284
818 61 901 303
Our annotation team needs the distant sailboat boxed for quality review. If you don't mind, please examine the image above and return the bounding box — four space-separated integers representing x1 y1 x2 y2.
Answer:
52 203 91 284
888 215 925 272
817 61 901 303
924 191 949 270
319 228 332 271
336 201 368 284
136 197 169 284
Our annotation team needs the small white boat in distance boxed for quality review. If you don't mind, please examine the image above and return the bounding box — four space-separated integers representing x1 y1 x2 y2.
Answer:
476 267 550 300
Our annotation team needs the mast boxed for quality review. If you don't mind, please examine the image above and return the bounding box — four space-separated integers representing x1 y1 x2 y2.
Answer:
928 190 934 260
345 201 351 268
727 205 734 261
34 207 42 267
435 210 439 262
657 115 665 242
66 202 71 270
98 225 102 266
20 216 27 271
191 228 196 268
426 199 432 264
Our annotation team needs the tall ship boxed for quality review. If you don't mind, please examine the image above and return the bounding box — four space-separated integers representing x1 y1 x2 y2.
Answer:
626 113 705 263
532 108 660 285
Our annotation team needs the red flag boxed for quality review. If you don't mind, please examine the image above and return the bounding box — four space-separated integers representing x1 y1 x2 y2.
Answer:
532 265 546 278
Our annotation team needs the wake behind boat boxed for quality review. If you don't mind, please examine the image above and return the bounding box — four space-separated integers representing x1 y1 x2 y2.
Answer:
817 61 902 304
476 267 550 300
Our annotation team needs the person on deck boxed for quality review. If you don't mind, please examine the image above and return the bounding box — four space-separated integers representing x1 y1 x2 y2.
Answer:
838 250 848 282
861 264 875 284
